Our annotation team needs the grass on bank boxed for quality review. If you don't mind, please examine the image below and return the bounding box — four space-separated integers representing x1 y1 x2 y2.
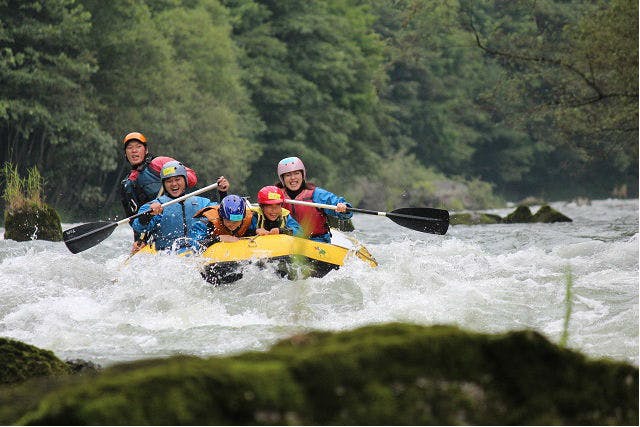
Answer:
559 266 574 348
1 162 45 212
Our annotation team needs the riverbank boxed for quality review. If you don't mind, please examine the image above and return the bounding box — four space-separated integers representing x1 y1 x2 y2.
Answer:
1 323 637 425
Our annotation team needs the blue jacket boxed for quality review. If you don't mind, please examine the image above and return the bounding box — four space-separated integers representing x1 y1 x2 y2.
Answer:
312 187 353 219
132 194 214 251
311 187 353 243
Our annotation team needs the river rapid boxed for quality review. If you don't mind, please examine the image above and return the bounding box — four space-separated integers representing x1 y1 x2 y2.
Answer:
1 199 637 367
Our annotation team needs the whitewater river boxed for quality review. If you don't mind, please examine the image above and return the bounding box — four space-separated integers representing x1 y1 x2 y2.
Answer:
1 199 637 367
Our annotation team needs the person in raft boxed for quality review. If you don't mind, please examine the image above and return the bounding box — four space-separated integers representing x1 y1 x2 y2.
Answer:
119 131 229 251
275 156 352 243
252 185 302 238
194 187 302 244
194 194 255 244
131 161 213 252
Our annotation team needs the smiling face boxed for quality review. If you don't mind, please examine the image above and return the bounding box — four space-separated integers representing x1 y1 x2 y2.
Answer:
125 141 147 167
222 219 242 231
162 176 186 197
282 170 303 192
261 203 282 221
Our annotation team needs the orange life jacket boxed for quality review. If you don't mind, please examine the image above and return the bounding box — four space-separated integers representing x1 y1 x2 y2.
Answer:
282 187 328 238
194 205 253 237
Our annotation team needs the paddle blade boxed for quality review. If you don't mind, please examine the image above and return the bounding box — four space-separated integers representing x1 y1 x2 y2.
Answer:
388 207 449 235
63 221 118 254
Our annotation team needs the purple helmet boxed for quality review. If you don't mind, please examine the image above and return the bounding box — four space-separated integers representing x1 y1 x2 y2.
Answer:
277 156 306 185
219 195 246 221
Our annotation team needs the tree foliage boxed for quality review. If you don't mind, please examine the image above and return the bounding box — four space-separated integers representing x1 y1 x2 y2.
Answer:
460 0 638 197
224 0 389 191
0 0 114 212
0 0 637 219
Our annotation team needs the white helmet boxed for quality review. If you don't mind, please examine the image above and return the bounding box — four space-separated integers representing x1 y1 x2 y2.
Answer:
277 156 306 185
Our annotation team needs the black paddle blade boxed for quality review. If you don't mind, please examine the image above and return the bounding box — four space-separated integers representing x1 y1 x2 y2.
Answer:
388 207 449 235
63 221 118 254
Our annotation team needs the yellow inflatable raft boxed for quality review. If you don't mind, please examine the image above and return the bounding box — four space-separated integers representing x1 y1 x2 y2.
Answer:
136 230 376 285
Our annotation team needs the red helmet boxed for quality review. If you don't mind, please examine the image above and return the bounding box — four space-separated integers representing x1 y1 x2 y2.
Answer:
257 186 284 205
123 132 147 148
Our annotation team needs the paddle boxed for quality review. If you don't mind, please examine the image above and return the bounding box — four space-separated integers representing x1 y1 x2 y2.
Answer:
63 182 219 254
283 199 449 235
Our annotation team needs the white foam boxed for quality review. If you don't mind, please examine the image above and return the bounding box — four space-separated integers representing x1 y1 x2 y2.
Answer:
0 199 637 366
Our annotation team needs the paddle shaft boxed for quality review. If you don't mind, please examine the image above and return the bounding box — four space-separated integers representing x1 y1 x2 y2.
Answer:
283 199 444 223
65 182 219 245
130 182 219 221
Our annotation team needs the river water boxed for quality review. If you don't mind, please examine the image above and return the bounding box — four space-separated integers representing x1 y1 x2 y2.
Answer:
1 199 637 367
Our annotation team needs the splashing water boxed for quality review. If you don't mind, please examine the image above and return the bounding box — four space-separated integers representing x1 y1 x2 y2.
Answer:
0 199 637 366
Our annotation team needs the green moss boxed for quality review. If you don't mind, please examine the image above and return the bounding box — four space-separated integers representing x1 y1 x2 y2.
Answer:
503 205 533 223
5 324 638 425
451 205 572 226
0 338 71 384
20 357 305 425
451 213 502 225
3 204 63 242
326 215 355 232
532 205 573 223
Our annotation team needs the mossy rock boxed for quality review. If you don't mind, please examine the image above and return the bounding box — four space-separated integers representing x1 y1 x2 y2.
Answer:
532 205 573 223
326 215 355 232
9 324 638 425
503 205 534 223
451 212 502 225
3 204 63 242
0 338 71 385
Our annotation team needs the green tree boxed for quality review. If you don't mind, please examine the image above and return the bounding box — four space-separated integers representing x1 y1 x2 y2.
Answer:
80 0 259 208
0 0 114 213
462 0 638 197
151 0 262 194
79 0 195 207
223 0 389 193
368 0 545 193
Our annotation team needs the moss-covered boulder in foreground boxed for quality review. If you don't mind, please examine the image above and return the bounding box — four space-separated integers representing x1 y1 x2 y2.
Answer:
0 338 71 384
3 205 63 242
4 324 637 425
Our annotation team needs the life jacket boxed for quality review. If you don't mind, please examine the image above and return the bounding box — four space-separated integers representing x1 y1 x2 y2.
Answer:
148 194 210 250
121 154 163 217
194 205 253 237
282 187 328 238
121 155 197 218
127 155 177 200
252 206 292 231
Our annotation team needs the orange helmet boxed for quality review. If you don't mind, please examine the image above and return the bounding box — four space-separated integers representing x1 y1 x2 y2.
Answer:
123 132 147 147
257 186 285 205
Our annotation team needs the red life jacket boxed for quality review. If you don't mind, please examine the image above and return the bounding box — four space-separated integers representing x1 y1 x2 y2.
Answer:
128 156 197 188
194 205 253 237
282 187 328 238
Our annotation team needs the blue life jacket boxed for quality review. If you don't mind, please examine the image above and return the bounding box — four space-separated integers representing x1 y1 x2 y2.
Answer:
120 155 161 217
132 194 212 250
135 162 163 200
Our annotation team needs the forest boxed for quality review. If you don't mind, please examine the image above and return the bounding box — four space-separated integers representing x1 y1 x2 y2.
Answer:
1 0 637 220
